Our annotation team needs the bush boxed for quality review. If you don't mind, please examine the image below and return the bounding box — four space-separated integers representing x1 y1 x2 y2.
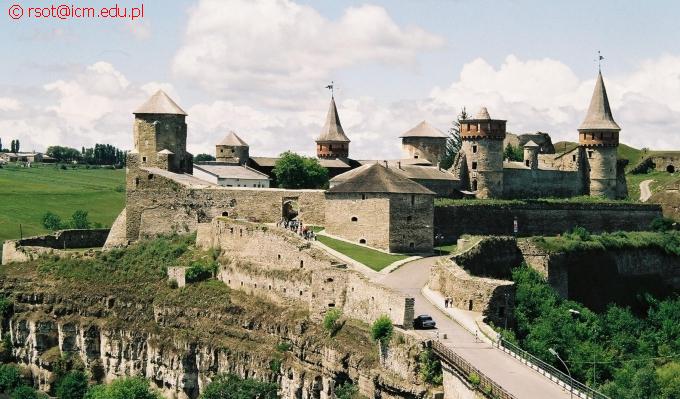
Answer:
651 217 677 232
275 342 292 353
185 259 218 283
566 226 591 241
323 309 342 336
56 370 88 399
89 360 105 384
269 358 282 373
41 212 64 231
335 382 359 399
84 377 161 399
418 349 443 385
371 315 393 345
11 386 47 399
199 374 278 399
0 364 23 393
70 210 91 229
468 372 481 387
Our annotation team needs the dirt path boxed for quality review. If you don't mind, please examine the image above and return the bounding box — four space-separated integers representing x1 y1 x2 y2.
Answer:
640 179 654 202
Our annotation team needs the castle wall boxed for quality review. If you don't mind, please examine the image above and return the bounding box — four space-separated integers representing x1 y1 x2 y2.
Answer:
2 229 109 265
502 168 584 199
388 193 434 253
125 168 325 242
434 202 662 241
324 193 391 250
429 260 514 328
451 236 523 280
198 219 414 328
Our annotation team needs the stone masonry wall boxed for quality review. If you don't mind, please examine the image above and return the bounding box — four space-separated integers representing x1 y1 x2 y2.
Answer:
389 193 434 253
324 193 390 251
502 168 584 199
125 167 325 242
197 218 414 328
2 229 110 265
451 236 523 280
429 260 514 328
434 202 662 241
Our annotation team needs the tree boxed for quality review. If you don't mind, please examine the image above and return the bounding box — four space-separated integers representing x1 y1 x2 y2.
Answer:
323 309 342 336
14 140 19 153
56 371 88 399
0 364 22 393
273 151 329 189
42 212 64 231
194 154 216 162
10 140 15 153
11 385 47 399
84 377 161 399
440 107 468 170
503 143 523 162
70 210 91 229
371 315 393 345
199 374 278 399
46 146 81 163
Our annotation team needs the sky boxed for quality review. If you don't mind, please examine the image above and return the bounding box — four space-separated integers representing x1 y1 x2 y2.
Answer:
1 0 679 159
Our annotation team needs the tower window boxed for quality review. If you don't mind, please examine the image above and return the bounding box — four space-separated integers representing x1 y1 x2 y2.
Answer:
361 194 366 200
351 216 358 222
572 155 576 162
472 145 477 153
142 156 147 163
525 160 530 167
471 161 478 170
411 195 415 206
359 239 366 244
588 151 593 159
409 242 415 249
472 180 478 191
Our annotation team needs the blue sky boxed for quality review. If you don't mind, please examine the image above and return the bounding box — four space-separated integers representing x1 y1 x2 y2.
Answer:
1 0 679 157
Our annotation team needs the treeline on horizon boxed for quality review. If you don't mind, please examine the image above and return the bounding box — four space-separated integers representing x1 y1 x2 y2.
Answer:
47 144 127 167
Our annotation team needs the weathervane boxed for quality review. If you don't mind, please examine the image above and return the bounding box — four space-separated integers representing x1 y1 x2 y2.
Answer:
325 81 334 98
596 50 604 71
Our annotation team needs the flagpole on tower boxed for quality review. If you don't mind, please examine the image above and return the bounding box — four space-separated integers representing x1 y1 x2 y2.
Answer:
597 50 604 72
325 81 334 98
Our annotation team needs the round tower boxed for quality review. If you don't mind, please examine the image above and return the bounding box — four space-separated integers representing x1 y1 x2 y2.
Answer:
399 121 448 165
460 107 506 198
216 131 249 165
132 90 191 173
578 71 620 199
316 96 350 159
523 140 539 170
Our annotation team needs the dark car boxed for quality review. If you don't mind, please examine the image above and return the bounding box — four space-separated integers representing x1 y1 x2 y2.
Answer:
413 314 436 329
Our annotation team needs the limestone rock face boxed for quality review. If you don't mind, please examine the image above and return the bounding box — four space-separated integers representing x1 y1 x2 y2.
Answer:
0 285 428 399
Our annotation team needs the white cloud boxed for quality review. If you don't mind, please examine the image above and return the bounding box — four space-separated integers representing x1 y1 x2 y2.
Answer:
430 55 680 150
0 98 21 111
172 0 444 96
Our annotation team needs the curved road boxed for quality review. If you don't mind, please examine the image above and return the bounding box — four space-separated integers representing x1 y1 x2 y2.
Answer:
377 257 572 399
640 179 654 202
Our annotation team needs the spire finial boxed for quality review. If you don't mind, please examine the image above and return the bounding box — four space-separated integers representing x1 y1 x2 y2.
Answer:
596 50 604 72
325 81 335 98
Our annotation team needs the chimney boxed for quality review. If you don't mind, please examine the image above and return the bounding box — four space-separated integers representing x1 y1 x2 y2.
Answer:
397 161 402 169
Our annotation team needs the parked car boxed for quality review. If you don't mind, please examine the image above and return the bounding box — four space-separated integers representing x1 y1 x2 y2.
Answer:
413 314 436 329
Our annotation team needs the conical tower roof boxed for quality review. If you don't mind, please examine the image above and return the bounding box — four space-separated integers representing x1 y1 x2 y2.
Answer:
327 163 434 195
134 90 187 115
523 140 539 148
578 71 620 131
475 107 491 120
218 131 248 146
316 97 350 143
399 120 447 138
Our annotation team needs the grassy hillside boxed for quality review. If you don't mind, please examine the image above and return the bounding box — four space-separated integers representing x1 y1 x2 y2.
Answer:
0 164 125 243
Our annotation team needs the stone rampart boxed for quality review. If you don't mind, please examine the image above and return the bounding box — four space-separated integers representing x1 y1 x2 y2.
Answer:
435 202 662 241
2 229 110 265
502 168 583 199
126 167 325 242
198 218 414 328
429 260 514 328
452 236 523 279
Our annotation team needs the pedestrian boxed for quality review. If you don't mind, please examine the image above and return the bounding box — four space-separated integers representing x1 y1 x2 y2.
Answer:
444 298 449 308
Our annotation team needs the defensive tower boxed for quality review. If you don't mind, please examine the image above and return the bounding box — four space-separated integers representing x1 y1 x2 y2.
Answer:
523 140 539 170
460 107 506 198
130 90 192 173
216 131 249 165
399 120 448 165
578 71 620 199
316 96 350 159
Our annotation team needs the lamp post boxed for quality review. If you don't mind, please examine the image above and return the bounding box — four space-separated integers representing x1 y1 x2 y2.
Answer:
549 348 573 399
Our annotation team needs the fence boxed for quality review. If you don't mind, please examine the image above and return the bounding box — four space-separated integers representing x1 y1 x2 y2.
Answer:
497 338 611 399
430 340 517 399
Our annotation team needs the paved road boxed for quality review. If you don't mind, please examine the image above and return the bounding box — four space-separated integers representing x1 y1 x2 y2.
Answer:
640 179 654 202
377 257 572 399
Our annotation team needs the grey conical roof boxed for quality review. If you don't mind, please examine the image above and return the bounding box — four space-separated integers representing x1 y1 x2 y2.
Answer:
475 107 491 120
578 72 620 131
316 97 350 143
327 163 434 195
134 90 187 115
218 131 248 146
399 120 447 138
523 140 539 148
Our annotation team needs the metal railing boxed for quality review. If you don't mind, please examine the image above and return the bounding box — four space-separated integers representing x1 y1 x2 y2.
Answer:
430 340 517 399
497 338 611 399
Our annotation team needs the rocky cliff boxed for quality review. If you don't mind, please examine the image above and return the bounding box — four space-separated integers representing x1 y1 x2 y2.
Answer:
0 235 431 399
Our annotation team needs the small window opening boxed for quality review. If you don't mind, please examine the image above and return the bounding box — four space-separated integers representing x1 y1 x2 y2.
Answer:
326 278 334 283
300 260 304 268
409 242 415 249
468 300 473 310
142 156 147 163
406 216 412 222
588 151 593 159
361 194 366 200
525 160 530 167
148 174 154 180
359 239 366 244
472 180 478 191
471 161 478 170
472 145 478 153
221 211 229 217
411 195 415 206
572 155 576 162
328 303 335 308
351 216 358 222
134 177 140 187
277 254 281 260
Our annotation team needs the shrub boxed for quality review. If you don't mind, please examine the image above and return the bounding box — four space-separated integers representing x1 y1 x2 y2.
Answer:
468 372 481 386
651 217 677 232
371 315 393 345
89 360 105 384
0 364 23 393
323 309 342 336
56 370 88 399
566 226 591 241
275 342 292 353
418 348 443 385
0 334 13 362
41 212 64 231
70 210 91 229
84 377 161 399
199 374 278 399
335 382 359 399
11 386 47 399
269 358 282 373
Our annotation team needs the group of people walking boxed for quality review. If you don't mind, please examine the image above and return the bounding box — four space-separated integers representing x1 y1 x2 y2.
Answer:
278 218 317 241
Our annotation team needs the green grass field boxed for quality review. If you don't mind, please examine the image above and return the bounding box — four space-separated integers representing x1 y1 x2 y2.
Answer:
626 170 679 201
316 235 409 271
0 164 125 243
